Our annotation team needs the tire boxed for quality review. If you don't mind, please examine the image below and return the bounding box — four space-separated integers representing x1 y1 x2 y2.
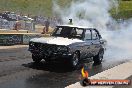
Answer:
69 52 80 69
93 49 104 64
32 54 42 63
44 58 50 63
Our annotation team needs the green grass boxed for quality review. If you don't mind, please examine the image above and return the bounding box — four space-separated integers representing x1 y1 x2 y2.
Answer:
0 0 71 17
0 0 131 19
111 1 132 19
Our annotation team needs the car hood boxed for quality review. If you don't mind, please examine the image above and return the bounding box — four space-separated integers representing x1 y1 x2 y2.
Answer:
30 37 84 46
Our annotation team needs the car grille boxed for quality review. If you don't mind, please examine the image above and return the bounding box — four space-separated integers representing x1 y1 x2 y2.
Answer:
41 44 58 52
30 42 58 54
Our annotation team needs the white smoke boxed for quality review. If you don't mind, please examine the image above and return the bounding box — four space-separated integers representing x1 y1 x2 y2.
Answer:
53 0 118 29
104 19 132 61
52 0 132 62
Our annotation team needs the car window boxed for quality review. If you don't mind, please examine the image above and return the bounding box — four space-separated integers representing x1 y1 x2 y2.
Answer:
52 27 84 39
84 29 91 41
70 28 83 39
70 28 77 35
56 28 62 34
76 28 83 35
92 30 99 40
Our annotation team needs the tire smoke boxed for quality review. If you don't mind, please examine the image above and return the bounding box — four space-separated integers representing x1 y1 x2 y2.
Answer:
52 0 132 61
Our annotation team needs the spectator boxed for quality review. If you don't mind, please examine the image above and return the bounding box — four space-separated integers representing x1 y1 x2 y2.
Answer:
68 19 73 25
41 26 45 34
14 21 21 31
45 18 50 33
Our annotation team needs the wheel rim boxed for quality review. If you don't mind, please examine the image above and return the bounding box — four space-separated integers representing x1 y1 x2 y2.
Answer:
72 53 79 66
99 51 104 61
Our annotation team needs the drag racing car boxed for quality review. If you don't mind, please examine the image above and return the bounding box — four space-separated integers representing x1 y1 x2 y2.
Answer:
28 25 106 68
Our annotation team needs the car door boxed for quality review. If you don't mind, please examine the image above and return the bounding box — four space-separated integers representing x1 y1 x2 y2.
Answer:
82 29 92 58
91 29 101 56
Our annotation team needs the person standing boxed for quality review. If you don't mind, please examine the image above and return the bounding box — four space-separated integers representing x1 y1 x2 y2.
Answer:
45 18 50 33
14 21 21 31
68 19 73 25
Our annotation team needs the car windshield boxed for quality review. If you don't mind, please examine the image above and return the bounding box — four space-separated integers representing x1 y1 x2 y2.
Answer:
52 26 84 39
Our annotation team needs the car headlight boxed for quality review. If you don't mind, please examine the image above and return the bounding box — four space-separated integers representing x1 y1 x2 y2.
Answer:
29 42 34 46
57 46 68 52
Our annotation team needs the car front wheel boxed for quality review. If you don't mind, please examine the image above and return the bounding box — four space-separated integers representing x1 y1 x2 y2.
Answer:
69 52 80 69
32 54 42 63
93 49 104 64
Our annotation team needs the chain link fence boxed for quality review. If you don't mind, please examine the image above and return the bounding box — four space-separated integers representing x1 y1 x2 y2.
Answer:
0 18 35 31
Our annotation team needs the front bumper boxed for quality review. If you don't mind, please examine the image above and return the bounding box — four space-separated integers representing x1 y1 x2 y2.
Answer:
49 53 72 62
29 48 73 62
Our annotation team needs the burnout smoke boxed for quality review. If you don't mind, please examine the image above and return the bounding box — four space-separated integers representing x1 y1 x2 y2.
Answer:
52 0 132 61
105 19 132 61
53 0 118 29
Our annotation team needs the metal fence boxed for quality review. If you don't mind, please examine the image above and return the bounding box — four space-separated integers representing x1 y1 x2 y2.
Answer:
0 18 35 30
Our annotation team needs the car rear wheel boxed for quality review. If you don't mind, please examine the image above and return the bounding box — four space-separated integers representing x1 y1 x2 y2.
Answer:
32 54 42 63
93 49 104 64
69 52 80 69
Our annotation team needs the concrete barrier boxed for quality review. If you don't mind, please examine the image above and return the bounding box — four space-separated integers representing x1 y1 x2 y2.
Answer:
0 33 46 45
